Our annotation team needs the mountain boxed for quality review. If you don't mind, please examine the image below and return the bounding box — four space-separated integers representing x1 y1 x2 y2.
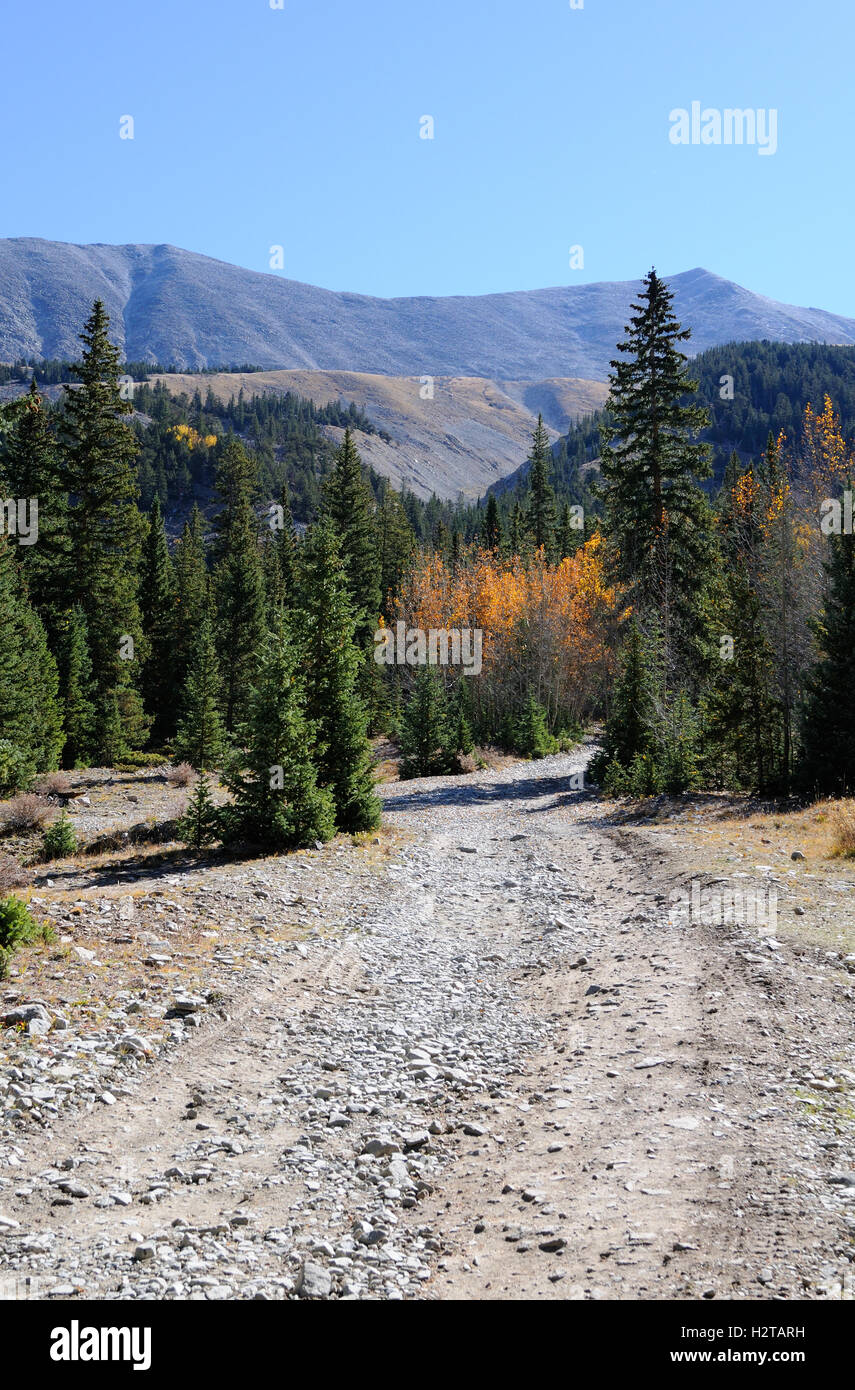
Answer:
150 369 608 500
2 239 855 380
488 340 855 508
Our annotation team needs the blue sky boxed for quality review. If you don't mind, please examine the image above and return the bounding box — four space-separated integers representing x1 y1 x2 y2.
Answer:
2 0 852 311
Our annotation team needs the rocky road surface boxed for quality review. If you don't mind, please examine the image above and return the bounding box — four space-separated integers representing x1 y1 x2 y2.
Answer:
1 746 854 1301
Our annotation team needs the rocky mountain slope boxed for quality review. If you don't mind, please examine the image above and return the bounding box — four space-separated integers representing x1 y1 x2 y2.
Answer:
3 238 855 379
153 369 608 500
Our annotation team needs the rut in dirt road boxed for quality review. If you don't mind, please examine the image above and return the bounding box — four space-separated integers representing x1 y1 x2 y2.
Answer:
0 747 853 1301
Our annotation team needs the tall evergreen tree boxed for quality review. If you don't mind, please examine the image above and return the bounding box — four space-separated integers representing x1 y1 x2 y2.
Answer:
484 494 502 551
60 301 148 757
376 481 415 607
298 520 381 832
173 505 209 692
527 415 557 557
212 437 267 731
221 617 336 850
322 428 381 644
593 619 661 776
0 536 63 789
58 606 97 769
174 612 227 772
262 481 298 620
139 495 178 743
599 269 713 687
703 452 780 790
0 380 71 643
399 667 458 779
799 532 855 795
509 501 523 558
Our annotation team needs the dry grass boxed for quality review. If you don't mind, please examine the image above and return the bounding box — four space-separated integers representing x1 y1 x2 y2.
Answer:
829 800 855 858
34 771 72 798
0 851 30 894
167 762 195 788
0 793 51 831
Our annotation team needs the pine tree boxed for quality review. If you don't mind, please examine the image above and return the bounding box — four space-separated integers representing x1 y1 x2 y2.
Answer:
173 505 209 693
0 380 71 643
212 437 267 731
58 606 97 769
484 494 502 551
174 613 227 772
262 481 298 620
514 694 557 758
399 667 457 779
557 501 578 559
527 415 557 557
702 452 780 790
60 301 148 757
799 532 855 795
322 428 381 644
139 495 178 743
377 481 415 604
298 520 381 832
599 269 713 687
592 619 661 781
222 617 336 850
177 772 220 849
0 536 63 789
509 501 523 558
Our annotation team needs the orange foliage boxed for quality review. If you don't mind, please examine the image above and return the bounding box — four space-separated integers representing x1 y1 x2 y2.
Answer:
396 536 620 723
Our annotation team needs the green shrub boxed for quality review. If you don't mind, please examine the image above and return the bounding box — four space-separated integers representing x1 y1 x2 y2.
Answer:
603 752 664 797
0 740 34 798
177 773 221 849
0 895 38 952
41 812 77 861
514 697 557 759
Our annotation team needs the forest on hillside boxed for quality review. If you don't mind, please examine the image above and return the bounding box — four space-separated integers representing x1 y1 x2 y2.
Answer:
1 274 854 873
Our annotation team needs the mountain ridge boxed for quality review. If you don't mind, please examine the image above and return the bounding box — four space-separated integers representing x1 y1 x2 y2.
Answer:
2 238 855 380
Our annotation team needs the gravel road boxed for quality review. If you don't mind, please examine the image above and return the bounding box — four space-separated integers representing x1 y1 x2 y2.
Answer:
1 745 853 1301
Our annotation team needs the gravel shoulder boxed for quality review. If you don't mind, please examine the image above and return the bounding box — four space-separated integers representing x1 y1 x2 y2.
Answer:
1 745 853 1301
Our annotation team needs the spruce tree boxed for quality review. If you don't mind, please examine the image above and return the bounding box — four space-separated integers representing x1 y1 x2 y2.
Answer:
173 505 209 692
212 437 267 731
58 606 97 769
592 619 661 781
174 612 227 772
509 501 523 558
557 501 578 559
377 481 415 605
322 428 381 645
177 772 220 849
262 481 298 621
298 520 381 832
484 494 502 551
139 495 178 743
399 667 457 779
527 415 557 557
599 269 713 686
0 536 63 789
60 301 148 757
799 532 855 795
222 617 335 850
0 380 70 644
703 453 780 790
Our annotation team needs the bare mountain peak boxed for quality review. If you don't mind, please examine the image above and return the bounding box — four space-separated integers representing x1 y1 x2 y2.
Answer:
1 238 853 378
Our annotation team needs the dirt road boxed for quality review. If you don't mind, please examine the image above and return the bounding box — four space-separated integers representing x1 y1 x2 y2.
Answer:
1 747 853 1300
